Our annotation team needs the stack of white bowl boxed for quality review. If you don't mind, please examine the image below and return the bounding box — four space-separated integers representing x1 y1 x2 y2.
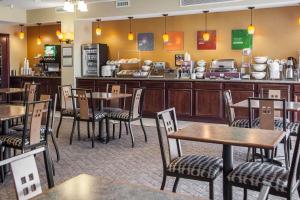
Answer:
251 56 268 80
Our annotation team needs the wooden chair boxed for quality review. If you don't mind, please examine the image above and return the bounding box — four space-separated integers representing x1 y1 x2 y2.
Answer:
155 108 222 199
0 147 54 200
223 90 253 128
107 87 147 148
103 84 128 139
248 97 290 169
70 88 108 148
56 85 78 138
227 131 300 200
0 99 51 153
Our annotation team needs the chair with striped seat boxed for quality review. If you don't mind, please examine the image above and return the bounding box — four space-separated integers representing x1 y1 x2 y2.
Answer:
227 132 300 200
155 108 223 200
107 87 147 148
224 90 252 128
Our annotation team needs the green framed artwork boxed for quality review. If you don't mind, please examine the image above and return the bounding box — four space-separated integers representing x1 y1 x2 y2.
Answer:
231 29 253 50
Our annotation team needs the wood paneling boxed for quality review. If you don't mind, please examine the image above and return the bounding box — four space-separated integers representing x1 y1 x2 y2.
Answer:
167 89 192 117
142 81 165 116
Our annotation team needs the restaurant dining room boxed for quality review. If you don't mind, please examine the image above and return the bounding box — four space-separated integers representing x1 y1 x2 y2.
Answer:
1 0 300 199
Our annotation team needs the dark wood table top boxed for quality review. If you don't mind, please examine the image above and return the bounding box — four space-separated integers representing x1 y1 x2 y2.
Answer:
34 174 203 200
0 88 24 94
71 92 132 100
0 105 25 121
232 99 300 112
168 123 285 149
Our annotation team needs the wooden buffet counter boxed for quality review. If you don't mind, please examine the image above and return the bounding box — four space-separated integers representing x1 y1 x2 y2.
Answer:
76 77 300 123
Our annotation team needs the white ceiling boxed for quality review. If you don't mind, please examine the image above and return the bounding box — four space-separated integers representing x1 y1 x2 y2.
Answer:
0 0 113 10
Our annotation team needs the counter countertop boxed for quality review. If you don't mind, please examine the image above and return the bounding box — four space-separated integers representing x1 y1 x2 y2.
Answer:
11 75 61 79
76 76 300 84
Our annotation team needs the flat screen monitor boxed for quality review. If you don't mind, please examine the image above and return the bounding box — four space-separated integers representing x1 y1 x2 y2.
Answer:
44 45 57 57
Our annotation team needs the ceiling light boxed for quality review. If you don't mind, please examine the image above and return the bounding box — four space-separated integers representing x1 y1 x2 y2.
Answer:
128 17 134 41
37 23 42 45
248 7 255 35
203 11 210 42
64 0 88 12
19 24 25 40
162 14 169 43
96 19 102 36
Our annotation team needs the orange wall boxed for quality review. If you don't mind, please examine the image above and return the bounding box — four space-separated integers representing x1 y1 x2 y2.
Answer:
27 24 60 70
92 6 300 68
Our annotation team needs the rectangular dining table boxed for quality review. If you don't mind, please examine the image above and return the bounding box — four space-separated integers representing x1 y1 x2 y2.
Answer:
231 99 300 111
168 123 285 200
0 88 24 103
33 174 203 200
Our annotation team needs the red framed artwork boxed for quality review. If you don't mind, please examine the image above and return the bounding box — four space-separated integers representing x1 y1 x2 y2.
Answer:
164 31 184 51
197 30 216 50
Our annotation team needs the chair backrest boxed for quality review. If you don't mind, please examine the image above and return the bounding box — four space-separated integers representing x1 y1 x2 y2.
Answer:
260 89 282 117
71 88 94 120
40 94 57 129
288 132 300 192
248 97 286 131
58 85 72 110
23 100 52 147
0 147 46 200
129 87 145 119
24 83 38 104
106 84 127 109
156 108 182 170
223 90 235 125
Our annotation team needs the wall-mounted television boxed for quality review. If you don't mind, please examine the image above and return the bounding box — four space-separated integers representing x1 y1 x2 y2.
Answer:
44 45 57 57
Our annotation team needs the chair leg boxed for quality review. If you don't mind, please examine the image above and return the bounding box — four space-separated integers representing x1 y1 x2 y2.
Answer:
50 130 60 162
284 138 290 170
112 123 115 140
243 188 247 200
125 122 129 135
160 174 167 190
209 181 214 200
172 177 180 193
105 119 110 144
246 148 251 161
0 146 4 183
87 122 90 139
119 121 122 139
140 118 147 142
56 115 63 138
128 122 134 148
91 121 95 148
77 120 81 141
69 120 76 145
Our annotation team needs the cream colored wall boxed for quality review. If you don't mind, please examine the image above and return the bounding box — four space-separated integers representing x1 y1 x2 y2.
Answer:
91 6 300 67
0 24 27 72
0 6 26 23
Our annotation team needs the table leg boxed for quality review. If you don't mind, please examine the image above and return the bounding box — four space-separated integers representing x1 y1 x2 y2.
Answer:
43 145 54 188
1 120 10 178
223 144 233 200
98 100 107 143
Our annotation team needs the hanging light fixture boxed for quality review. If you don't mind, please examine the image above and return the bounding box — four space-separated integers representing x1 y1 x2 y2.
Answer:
95 19 102 36
56 21 63 40
18 24 25 40
63 0 88 12
37 23 42 45
248 7 255 35
203 11 210 42
298 3 300 24
162 14 169 43
127 17 134 41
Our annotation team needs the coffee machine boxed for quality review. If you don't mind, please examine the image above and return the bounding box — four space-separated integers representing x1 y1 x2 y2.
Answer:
286 57 297 80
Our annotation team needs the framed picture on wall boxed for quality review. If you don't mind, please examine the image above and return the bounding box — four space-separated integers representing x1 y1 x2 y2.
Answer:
164 31 184 51
197 30 217 50
231 29 253 50
137 33 154 51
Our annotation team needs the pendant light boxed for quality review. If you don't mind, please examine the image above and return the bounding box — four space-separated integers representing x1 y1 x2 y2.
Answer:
95 19 102 36
298 3 300 24
162 14 169 43
56 21 63 40
18 24 25 40
203 11 210 42
37 23 42 45
128 17 134 41
247 7 255 35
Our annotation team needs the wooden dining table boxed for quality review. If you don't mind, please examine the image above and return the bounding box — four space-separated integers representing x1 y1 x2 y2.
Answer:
0 88 24 103
33 174 203 200
168 123 285 200
231 99 300 111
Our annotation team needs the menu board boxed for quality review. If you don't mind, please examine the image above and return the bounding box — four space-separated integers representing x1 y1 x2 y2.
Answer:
231 29 253 50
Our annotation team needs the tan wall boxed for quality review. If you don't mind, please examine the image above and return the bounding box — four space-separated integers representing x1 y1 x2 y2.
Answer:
0 24 27 72
92 6 300 67
27 24 60 70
